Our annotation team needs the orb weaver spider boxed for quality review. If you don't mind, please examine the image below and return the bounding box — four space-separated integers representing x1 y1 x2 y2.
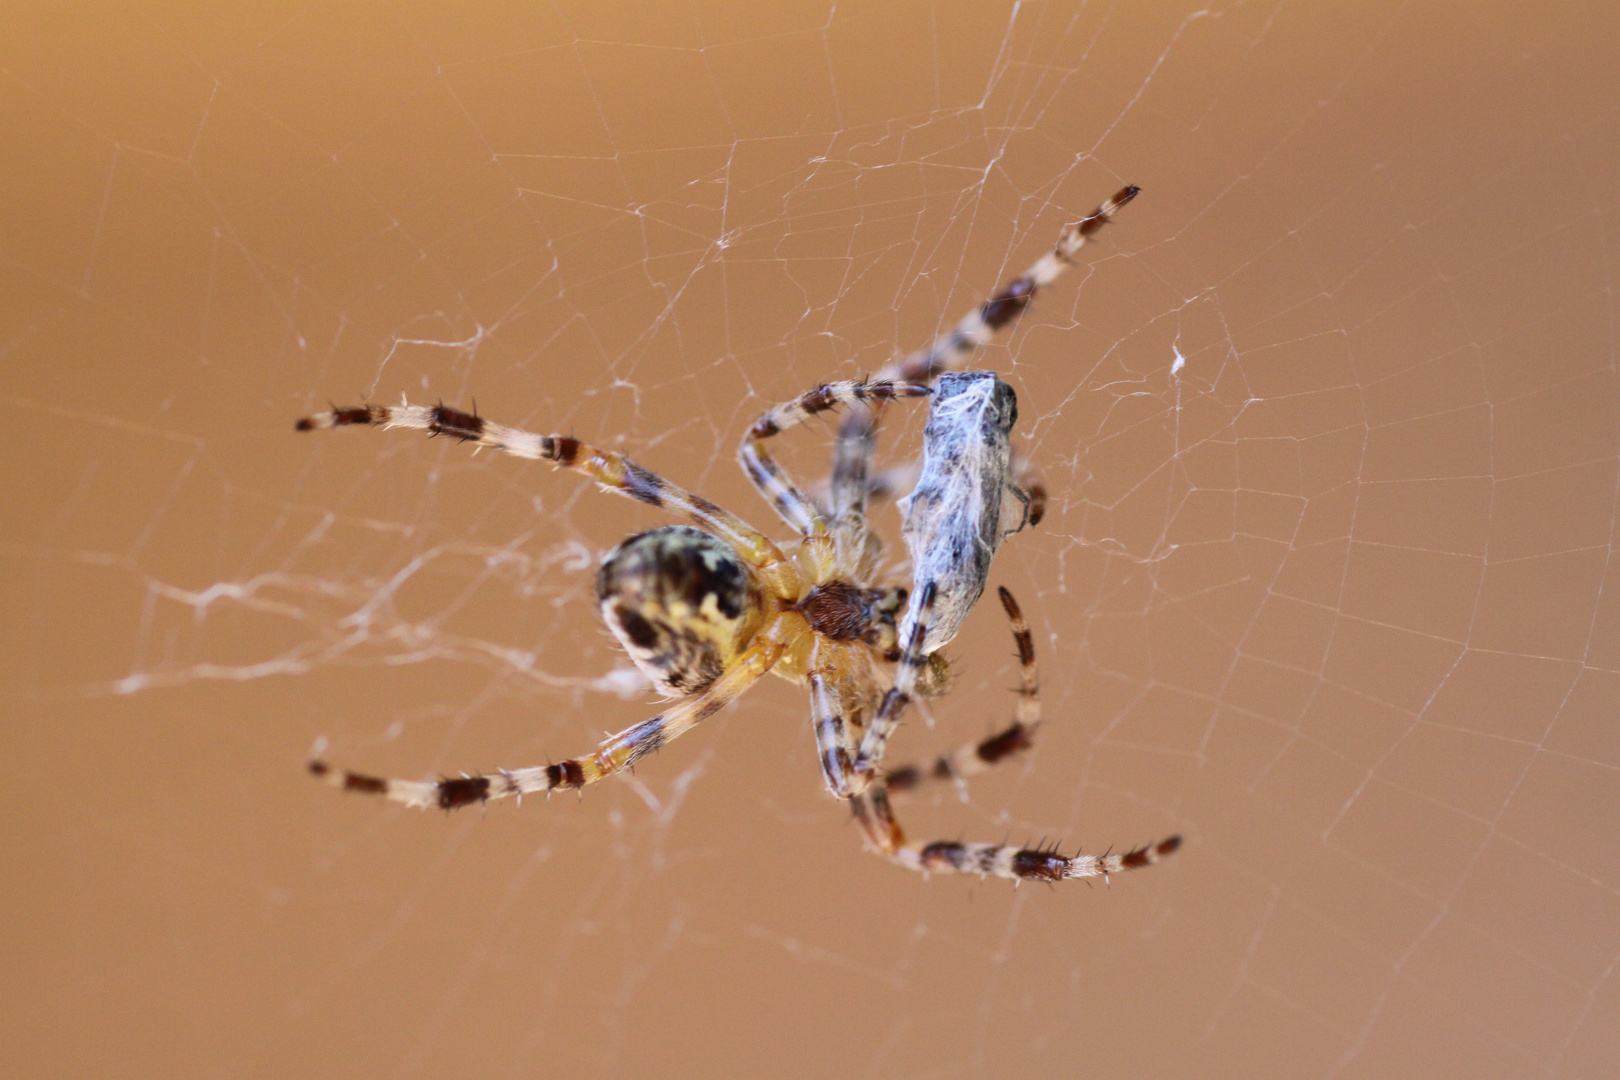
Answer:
305 186 1181 883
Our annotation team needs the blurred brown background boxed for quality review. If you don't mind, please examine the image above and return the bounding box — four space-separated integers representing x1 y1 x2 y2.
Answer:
4 2 1618 1077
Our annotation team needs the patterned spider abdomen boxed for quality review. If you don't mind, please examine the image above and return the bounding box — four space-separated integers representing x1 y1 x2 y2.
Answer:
597 525 766 696
897 370 1019 655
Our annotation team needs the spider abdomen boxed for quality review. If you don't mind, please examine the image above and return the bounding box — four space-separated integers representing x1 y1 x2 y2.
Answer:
597 526 765 696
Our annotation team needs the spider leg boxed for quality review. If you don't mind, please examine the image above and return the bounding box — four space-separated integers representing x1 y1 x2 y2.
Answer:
849 581 938 792
850 586 1180 882
831 185 1137 524
827 391 881 538
297 400 800 596
886 185 1139 385
310 630 787 810
808 668 854 799
882 721 1037 796
885 587 1041 795
805 640 876 799
851 782 1181 883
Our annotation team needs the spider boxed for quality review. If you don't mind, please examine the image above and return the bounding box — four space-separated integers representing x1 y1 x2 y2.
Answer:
304 185 1181 883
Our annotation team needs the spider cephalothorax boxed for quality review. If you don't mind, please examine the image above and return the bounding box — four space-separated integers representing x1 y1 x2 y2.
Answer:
305 185 1180 883
796 580 903 647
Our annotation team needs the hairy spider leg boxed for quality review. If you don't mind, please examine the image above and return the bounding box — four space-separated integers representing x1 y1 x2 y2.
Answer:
297 401 802 599
848 581 938 793
805 637 879 799
807 667 853 799
828 185 1139 530
852 783 1182 883
888 185 1141 386
844 586 1180 882
884 587 1041 794
310 632 788 810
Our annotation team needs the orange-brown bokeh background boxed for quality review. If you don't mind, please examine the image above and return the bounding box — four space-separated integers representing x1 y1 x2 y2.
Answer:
5 3 1618 1077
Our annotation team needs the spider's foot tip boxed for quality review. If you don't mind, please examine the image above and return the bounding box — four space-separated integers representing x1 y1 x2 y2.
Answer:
1120 184 1142 202
1159 834 1184 855
307 758 330 777
295 416 315 431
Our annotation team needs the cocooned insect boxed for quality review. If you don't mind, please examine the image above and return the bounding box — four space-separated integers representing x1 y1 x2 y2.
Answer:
896 369 1026 655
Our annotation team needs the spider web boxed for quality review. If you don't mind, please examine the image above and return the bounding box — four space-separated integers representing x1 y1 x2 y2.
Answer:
5 2 1619 1077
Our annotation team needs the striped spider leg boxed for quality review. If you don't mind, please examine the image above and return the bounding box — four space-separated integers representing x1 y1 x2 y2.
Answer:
853 779 1182 882
881 185 1140 385
853 587 1182 882
883 586 1041 797
302 401 806 807
311 631 788 809
829 184 1140 538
